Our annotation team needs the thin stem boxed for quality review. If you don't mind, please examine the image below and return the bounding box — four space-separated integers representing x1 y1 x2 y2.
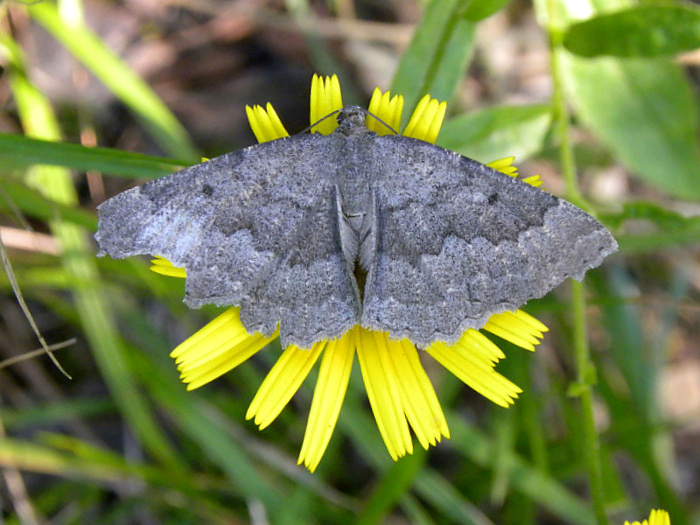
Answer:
546 0 609 523
571 280 607 525
548 23 585 208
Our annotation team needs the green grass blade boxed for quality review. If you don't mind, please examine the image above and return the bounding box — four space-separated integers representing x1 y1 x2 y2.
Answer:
1 398 114 430
340 398 492 523
391 0 476 120
118 306 289 515
127 345 286 514
356 450 427 525
449 417 596 524
0 133 186 179
3 29 183 471
589 268 689 522
283 0 363 105
462 0 512 21
26 1 199 161
413 470 495 525
1 180 97 229
0 435 245 523
341 386 593 523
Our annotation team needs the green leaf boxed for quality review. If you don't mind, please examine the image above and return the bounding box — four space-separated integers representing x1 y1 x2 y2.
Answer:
600 200 693 230
616 228 700 253
614 228 700 254
598 202 700 252
438 104 552 162
550 0 700 200
462 0 512 21
563 6 700 58
26 1 198 161
0 134 185 180
561 54 700 199
391 0 476 122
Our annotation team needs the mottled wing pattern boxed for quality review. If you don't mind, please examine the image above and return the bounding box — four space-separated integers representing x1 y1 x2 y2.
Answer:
361 136 617 346
95 136 360 348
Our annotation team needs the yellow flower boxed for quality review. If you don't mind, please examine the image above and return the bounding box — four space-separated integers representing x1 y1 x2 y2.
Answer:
153 74 549 472
624 509 671 525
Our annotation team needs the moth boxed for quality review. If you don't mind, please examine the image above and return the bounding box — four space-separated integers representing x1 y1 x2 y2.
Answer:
96 107 617 348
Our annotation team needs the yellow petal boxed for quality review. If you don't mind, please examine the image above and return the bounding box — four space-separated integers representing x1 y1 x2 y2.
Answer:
356 328 413 460
175 324 252 371
483 310 547 351
170 308 277 390
487 157 518 177
461 328 505 362
310 74 343 135
522 174 544 188
171 308 239 360
512 308 549 333
426 100 447 144
246 341 325 430
149 257 186 278
182 335 269 391
403 94 446 144
487 157 545 189
650 510 671 525
298 328 355 472
393 340 450 449
245 103 289 143
427 331 522 408
632 509 671 525
366 87 403 135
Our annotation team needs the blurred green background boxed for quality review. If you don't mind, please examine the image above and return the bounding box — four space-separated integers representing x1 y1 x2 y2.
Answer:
0 0 699 523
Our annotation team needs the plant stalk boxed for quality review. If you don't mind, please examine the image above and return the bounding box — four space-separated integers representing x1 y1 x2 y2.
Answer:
546 0 609 522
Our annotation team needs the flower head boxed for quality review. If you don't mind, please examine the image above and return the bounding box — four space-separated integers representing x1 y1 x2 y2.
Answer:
154 74 548 472
624 509 671 525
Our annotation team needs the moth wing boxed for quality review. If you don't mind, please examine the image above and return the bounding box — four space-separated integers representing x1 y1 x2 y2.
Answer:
361 136 617 345
96 135 360 348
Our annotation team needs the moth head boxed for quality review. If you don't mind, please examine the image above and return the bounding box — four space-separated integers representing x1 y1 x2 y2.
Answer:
335 106 398 137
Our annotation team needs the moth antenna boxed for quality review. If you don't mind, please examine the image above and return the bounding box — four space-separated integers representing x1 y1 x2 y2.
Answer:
362 110 398 135
300 107 399 136
301 109 343 135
